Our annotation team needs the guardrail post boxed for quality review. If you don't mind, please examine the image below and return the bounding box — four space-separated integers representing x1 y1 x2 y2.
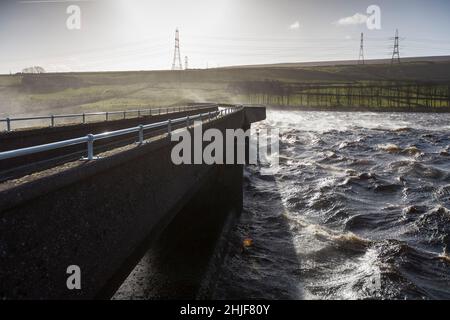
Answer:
158 108 161 115
138 125 144 145
87 134 95 160
138 110 141 118
6 118 11 132
106 112 109 121
82 113 86 124
123 111 126 119
51 115 55 127
168 119 172 137
186 116 190 129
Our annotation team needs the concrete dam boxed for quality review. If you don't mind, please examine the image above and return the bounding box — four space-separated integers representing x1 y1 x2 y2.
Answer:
0 105 266 300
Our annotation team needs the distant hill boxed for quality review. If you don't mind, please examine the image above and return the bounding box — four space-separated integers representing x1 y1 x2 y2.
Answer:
1 55 450 117
21 74 84 93
222 55 450 69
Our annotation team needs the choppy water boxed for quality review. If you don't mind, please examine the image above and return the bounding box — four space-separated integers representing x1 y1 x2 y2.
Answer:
213 110 450 300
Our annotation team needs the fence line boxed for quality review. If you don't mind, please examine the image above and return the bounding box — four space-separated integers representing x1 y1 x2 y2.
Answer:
0 104 218 132
0 106 240 162
229 81 450 109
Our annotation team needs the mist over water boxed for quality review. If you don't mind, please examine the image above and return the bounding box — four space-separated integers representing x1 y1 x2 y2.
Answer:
213 109 450 300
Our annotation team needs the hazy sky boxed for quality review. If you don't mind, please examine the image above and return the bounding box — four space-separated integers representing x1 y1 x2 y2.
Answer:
1 0 450 73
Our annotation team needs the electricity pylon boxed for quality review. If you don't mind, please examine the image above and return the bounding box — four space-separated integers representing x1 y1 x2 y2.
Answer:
391 29 401 64
171 28 183 70
358 33 365 65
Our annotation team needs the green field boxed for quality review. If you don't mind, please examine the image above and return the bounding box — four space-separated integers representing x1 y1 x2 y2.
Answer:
1 59 450 117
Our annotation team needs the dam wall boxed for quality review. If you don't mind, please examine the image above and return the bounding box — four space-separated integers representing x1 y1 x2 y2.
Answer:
0 107 266 299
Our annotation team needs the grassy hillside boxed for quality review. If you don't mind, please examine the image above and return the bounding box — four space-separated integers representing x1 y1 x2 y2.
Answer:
1 59 450 117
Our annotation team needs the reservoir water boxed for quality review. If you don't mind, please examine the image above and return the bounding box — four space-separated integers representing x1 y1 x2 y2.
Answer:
213 109 450 300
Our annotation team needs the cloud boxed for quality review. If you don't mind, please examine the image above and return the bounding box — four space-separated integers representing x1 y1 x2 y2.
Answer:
289 21 301 30
335 13 368 26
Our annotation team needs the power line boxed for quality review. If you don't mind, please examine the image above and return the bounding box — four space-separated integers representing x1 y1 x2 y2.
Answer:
7 28 450 73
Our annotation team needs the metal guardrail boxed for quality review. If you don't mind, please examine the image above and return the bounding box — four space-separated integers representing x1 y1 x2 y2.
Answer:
0 106 240 162
0 104 217 132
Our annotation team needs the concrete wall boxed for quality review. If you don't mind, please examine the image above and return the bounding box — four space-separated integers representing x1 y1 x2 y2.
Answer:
0 107 265 300
113 164 243 300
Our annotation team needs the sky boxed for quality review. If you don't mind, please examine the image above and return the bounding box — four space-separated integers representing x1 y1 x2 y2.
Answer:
1 0 450 73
